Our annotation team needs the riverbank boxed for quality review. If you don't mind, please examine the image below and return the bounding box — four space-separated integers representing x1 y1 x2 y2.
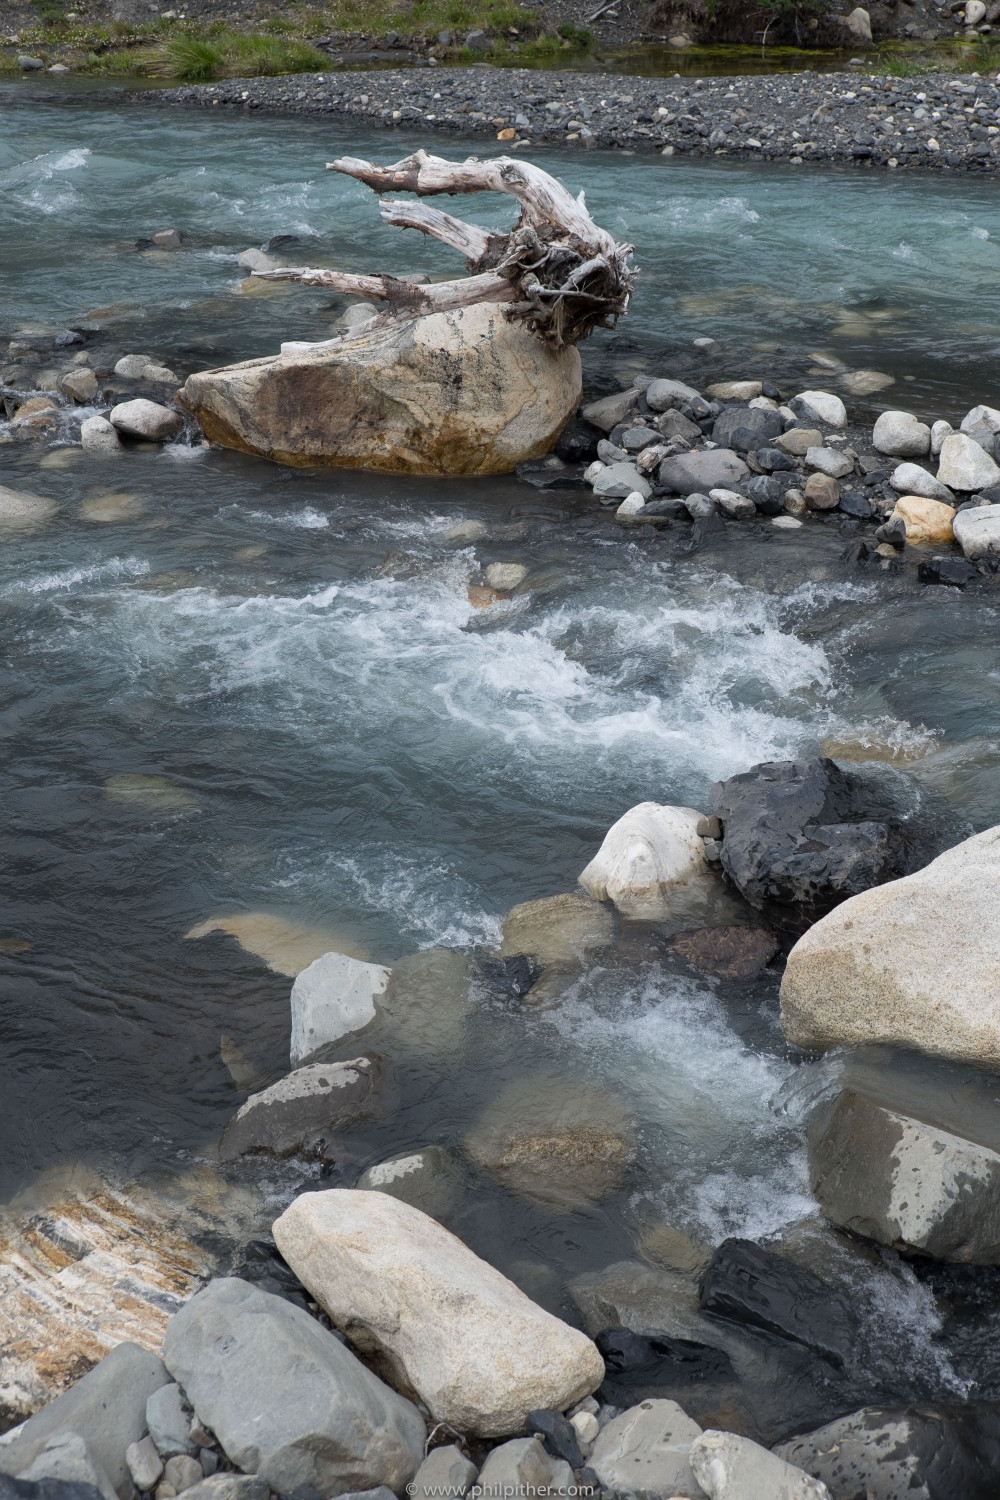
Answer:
156 63 1000 172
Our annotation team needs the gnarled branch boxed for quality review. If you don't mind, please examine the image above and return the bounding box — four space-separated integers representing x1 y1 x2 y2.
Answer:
254 149 635 349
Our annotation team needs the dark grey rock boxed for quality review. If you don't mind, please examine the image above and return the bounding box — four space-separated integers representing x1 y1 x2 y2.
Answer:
218 1055 394 1162
162 1279 425 1498
808 1089 1000 1264
655 408 702 443
918 556 978 589
838 489 873 520
745 475 786 514
0 1343 170 1497
17 1436 116 1500
709 757 925 929
776 1403 1000 1500
712 404 783 452
683 492 716 519
875 515 906 549
621 426 660 453
658 448 749 495
756 446 797 473
699 1239 856 1367
526 1410 584 1469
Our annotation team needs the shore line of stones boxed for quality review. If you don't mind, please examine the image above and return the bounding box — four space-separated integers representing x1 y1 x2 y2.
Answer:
549 372 1000 588
156 65 1000 175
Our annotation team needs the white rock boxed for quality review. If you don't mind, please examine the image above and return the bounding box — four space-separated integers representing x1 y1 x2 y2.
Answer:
888 462 953 502
709 488 755 519
790 390 847 427
748 396 778 410
645 377 701 411
272 1189 604 1437
845 5 872 40
805 446 853 479
109 399 183 442
872 409 931 458
570 1411 599 1445
616 491 647 518
338 302 379 329
583 460 605 483
484 562 528 590
930 419 953 456
236 248 279 273
581 387 644 431
593 462 652 500
80 416 123 454
289 951 390 1067
589 1400 704 1500
772 515 803 529
780 824 1000 1068
937 431 1000 491
966 0 987 23
961 403 1000 434
579 802 708 920
114 354 179 384
953 504 1000 559
690 1430 830 1499
125 1436 164 1492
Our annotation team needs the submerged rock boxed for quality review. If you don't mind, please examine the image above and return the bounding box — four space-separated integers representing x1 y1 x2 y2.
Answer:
163 1278 425 1498
807 1088 1000 1263
103 773 196 812
178 304 581 476
218 1056 394 1162
377 948 472 1057
710 757 924 930
271 1189 603 1437
289 951 390 1066
184 912 368 978
465 1074 636 1209
355 1147 465 1220
499 892 613 967
0 485 58 535
779 824 1000 1066
669 924 779 981
578 803 709 920
699 1239 856 1366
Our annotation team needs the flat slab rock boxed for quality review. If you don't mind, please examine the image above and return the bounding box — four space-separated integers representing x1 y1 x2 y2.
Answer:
162 1277 425 1498
807 1088 1000 1263
271 1188 603 1437
780 823 1000 1067
690 1430 830 1499
218 1055 393 1161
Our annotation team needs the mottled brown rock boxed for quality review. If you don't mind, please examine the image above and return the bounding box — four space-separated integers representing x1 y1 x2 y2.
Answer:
804 472 841 510
670 924 779 981
178 303 582 476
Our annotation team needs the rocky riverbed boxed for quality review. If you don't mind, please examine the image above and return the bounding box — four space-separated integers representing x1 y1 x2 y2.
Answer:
161 64 1000 173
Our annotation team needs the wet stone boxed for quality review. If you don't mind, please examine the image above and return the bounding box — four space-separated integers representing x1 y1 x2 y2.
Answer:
218 1056 394 1162
669 925 779 981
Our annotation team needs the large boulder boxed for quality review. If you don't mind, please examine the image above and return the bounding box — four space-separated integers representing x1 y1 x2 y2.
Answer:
779 825 1000 1066
953 504 1000 560
709 758 924 930
807 1089 1000 1263
289 952 390 1067
217 1056 394 1162
578 803 709 920
872 411 931 459
161 1278 425 1498
776 1403 1000 1500
177 304 582 475
271 1189 603 1437
937 432 1000 492
465 1074 636 1209
0 1343 169 1496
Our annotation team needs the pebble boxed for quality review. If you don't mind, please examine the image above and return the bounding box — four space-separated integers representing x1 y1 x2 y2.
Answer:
158 68 1000 178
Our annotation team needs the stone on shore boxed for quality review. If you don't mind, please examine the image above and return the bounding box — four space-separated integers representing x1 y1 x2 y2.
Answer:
146 1383 194 1457
805 447 852 480
0 486 58 535
888 463 953 502
711 406 782 452
773 428 823 457
80 416 123 454
218 1056 393 1162
178 303 581 475
961 403 1000 435
125 1437 164 1492
593 463 651 500
271 1189 604 1437
780 824 1000 1065
658 449 749 494
588 1400 705 1499
788 392 846 428
162 1278 425 1497
289 951 390 1066
178 1480 268 1500
17 1434 117 1500
476 1439 573 1498
890 495 955 545
872 410 930 459
844 6 872 41
578 802 709 920
953 504 1000 559
465 1074 636 1209
408 1446 477 1500
803 473 840 510
0 1343 170 1495
711 489 755 520
581 387 644 431
109 400 182 442
645 378 701 411
937 432 1000 491
499 892 613 967
709 758 916 929
807 1088 1000 1263
689 1431 830 1500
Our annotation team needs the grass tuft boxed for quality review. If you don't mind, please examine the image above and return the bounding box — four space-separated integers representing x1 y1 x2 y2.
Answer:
158 34 224 79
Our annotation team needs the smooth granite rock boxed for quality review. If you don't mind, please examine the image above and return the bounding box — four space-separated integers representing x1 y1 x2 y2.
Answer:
162 1279 425 1498
578 802 709 920
658 449 749 495
289 951 390 1067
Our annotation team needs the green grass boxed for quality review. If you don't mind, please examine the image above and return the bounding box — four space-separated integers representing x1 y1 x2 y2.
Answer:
158 34 224 80
872 54 937 77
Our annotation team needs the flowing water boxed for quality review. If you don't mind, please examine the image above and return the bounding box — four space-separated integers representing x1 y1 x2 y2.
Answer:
3 94 1000 1428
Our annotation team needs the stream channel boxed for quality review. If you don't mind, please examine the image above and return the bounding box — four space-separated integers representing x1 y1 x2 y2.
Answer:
3 93 1000 1435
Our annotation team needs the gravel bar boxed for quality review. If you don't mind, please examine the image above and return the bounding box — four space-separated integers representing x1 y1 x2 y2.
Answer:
161 64 1000 174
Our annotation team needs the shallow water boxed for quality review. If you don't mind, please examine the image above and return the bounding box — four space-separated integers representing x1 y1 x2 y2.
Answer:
3 96 1000 1423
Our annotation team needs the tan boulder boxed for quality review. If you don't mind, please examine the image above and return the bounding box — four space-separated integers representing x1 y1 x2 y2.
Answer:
271 1189 604 1436
499 891 614 967
890 494 956 545
177 303 582 476
780 825 1000 1067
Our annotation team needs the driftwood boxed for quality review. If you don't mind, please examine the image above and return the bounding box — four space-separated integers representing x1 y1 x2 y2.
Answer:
255 149 635 349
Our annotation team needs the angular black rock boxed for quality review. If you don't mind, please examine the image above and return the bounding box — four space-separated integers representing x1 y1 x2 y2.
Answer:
708 757 925 928
918 556 978 589
699 1238 857 1367
526 1409 585 1469
711 405 784 453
